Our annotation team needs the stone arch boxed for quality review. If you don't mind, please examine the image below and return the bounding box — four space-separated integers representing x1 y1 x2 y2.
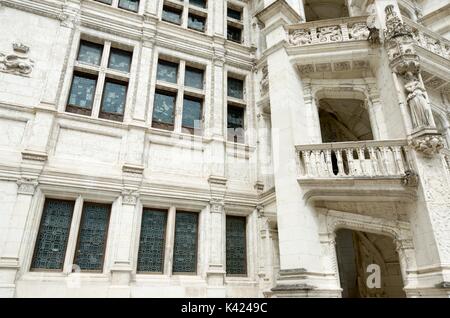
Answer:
431 108 450 147
321 209 416 296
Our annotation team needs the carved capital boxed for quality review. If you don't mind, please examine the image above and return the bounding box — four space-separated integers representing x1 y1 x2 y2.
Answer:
121 190 139 206
17 178 38 195
210 198 224 213
409 134 445 156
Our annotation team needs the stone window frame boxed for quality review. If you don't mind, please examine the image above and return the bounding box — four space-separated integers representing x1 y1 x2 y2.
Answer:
134 205 203 278
24 189 116 277
61 34 135 123
226 0 248 45
223 207 258 284
92 0 142 14
150 53 207 135
226 71 247 144
159 0 209 34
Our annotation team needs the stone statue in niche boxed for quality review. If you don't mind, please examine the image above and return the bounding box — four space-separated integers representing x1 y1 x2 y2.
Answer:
404 72 431 128
0 42 34 76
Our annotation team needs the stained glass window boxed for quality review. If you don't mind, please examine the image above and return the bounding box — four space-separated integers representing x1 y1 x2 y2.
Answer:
227 25 242 43
108 48 132 73
226 216 247 275
172 212 198 274
100 80 127 116
73 203 110 272
227 105 245 143
227 77 244 99
162 5 182 25
182 97 202 134
157 60 178 83
190 0 206 9
137 209 167 273
152 91 176 129
227 7 242 20
118 0 139 12
77 41 103 66
67 73 97 110
188 13 206 32
185 67 204 89
31 199 75 271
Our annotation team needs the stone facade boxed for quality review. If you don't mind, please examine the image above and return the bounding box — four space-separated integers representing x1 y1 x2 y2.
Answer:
0 0 449 298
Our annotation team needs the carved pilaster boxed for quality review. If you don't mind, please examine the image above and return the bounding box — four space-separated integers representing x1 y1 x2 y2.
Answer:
121 190 139 206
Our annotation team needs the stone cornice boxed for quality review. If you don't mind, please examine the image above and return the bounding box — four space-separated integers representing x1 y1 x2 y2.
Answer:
255 0 302 26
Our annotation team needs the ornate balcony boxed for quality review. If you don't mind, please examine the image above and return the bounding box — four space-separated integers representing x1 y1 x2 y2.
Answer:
295 140 417 202
404 18 450 61
287 16 371 47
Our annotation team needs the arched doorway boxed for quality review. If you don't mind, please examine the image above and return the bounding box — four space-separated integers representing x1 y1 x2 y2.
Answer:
335 229 406 298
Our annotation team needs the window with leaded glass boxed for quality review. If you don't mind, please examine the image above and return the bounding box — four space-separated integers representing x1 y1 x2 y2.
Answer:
182 96 203 134
77 41 103 66
73 203 110 272
227 105 245 143
67 73 97 115
99 79 127 121
108 48 132 73
172 212 198 274
152 90 176 130
162 5 182 25
31 199 75 271
184 67 204 89
190 0 206 9
226 216 247 276
137 209 168 273
157 60 179 84
188 13 206 32
227 77 244 99
118 0 139 12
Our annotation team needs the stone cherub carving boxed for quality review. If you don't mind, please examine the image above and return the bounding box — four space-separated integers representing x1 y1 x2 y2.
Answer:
404 72 431 128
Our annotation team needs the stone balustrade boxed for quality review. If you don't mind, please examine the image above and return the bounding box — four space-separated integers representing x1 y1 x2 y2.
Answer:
287 16 370 46
404 18 450 60
296 140 411 179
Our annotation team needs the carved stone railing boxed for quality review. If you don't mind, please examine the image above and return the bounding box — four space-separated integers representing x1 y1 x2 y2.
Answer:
404 18 450 60
287 16 370 46
296 140 411 179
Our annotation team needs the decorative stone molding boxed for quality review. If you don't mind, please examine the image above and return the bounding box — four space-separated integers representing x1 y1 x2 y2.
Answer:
409 134 444 156
122 164 144 175
121 190 139 206
401 170 419 187
254 181 265 193
0 42 34 76
21 150 48 162
17 178 38 195
260 65 269 97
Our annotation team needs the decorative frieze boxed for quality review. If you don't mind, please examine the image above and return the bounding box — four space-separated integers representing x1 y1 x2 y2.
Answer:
288 17 371 47
0 42 34 76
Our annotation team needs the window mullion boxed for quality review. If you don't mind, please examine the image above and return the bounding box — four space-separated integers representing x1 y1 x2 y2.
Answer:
92 42 111 118
164 206 177 276
112 0 120 8
63 195 84 274
175 60 186 133
182 2 189 29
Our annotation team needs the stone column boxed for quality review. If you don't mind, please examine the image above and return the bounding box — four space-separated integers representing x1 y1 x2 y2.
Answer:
206 176 227 297
0 178 37 297
108 190 140 297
